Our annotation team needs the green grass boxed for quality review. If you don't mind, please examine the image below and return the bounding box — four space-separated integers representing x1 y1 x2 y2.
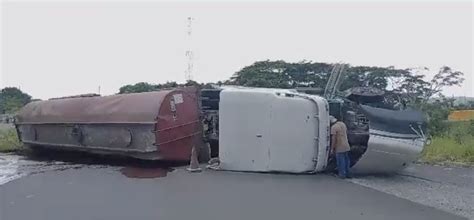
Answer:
0 127 23 152
422 121 474 165
422 137 474 165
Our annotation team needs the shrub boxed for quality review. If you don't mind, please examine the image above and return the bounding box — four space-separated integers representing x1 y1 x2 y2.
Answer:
468 120 474 137
422 121 474 164
0 127 22 152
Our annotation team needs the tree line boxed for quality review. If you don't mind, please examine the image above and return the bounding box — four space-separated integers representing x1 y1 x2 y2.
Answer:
119 60 464 108
117 60 466 135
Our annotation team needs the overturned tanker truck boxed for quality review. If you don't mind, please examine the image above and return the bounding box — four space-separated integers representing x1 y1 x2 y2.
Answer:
15 66 427 174
15 88 202 161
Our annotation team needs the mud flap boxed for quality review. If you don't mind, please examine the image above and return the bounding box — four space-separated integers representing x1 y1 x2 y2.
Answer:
351 105 427 174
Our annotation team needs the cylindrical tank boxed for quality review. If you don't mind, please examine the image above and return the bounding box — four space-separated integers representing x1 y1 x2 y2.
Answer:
15 87 201 161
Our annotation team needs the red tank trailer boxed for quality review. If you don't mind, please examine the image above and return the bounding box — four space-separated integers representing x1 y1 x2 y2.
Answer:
15 87 201 161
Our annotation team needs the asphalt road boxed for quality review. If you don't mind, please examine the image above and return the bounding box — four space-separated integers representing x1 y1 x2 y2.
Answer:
349 163 474 219
0 159 466 220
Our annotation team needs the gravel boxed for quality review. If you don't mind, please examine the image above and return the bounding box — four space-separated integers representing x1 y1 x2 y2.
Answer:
348 165 474 219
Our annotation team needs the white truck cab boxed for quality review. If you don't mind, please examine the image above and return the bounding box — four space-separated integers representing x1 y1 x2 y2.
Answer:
218 88 330 173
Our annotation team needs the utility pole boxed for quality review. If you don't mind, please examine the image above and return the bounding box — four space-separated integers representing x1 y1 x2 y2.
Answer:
185 17 194 81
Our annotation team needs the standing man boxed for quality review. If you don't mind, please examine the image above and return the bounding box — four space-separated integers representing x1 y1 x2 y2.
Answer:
330 116 351 178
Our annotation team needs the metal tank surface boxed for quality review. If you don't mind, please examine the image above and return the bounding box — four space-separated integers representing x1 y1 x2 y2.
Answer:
350 105 427 174
15 88 201 161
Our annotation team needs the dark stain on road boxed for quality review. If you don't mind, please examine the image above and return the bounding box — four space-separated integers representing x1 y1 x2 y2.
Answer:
120 167 174 179
17 148 186 177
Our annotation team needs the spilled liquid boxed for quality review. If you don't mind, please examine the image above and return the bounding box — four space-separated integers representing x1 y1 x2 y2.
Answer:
0 154 24 185
120 167 174 179
0 149 186 184
0 153 86 185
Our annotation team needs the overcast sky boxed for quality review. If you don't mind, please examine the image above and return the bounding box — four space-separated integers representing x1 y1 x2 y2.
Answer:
1 1 472 99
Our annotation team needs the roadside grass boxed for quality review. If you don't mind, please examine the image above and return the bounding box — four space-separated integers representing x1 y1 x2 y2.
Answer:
0 127 23 152
422 120 474 165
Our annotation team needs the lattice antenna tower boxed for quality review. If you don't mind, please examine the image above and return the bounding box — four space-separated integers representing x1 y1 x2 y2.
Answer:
185 17 194 81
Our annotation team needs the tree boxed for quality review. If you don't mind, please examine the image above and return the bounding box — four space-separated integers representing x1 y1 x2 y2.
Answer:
383 67 464 135
427 66 464 101
118 82 159 94
468 101 474 109
226 60 294 88
340 66 406 91
226 60 407 91
117 61 464 137
386 66 464 107
184 80 200 87
422 98 452 136
159 81 179 89
226 60 337 88
0 87 32 114
118 61 464 113
118 81 203 94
